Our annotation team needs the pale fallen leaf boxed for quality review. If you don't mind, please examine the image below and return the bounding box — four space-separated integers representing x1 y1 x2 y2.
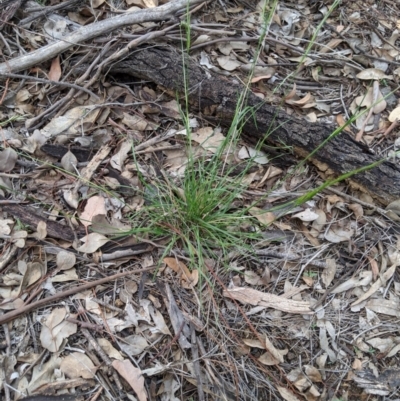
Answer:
277 386 301 401
22 354 61 395
61 150 78 174
79 195 107 227
60 352 96 378
36 221 47 240
0 148 17 172
119 334 149 356
98 338 124 360
76 232 109 253
217 55 241 71
56 250 76 270
356 68 392 80
321 259 336 288
324 225 354 243
366 298 400 316
149 308 172 336
304 365 322 382
331 277 359 293
40 307 77 352
192 34 210 45
191 127 226 153
244 270 264 285
261 335 287 365
110 140 132 171
41 106 100 138
63 189 79 209
248 207 275 225
112 359 147 401
11 230 27 248
51 268 78 282
237 146 268 164
389 107 400 122
292 208 319 222
0 219 14 235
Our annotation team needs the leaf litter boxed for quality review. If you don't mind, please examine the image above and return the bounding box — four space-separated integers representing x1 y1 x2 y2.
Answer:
0 0 400 400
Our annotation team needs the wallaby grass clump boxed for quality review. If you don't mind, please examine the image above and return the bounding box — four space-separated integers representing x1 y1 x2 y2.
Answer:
124 0 279 272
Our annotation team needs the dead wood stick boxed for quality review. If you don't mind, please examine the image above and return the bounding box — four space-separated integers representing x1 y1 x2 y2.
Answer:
108 46 400 205
0 266 156 325
0 0 204 75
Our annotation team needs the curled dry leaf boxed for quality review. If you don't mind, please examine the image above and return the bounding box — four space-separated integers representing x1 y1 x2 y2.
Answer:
324 224 354 243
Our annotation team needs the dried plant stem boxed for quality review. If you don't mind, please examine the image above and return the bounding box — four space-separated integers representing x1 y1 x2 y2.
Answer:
0 266 156 325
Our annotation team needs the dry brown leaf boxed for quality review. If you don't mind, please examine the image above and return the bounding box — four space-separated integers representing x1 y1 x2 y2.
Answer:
112 359 147 401
163 257 198 288
48 56 62 81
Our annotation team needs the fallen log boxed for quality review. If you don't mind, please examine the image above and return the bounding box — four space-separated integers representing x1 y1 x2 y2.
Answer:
110 46 400 206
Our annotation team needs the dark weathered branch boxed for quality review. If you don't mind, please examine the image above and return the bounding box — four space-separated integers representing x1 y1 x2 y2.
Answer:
0 0 203 74
110 46 400 205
